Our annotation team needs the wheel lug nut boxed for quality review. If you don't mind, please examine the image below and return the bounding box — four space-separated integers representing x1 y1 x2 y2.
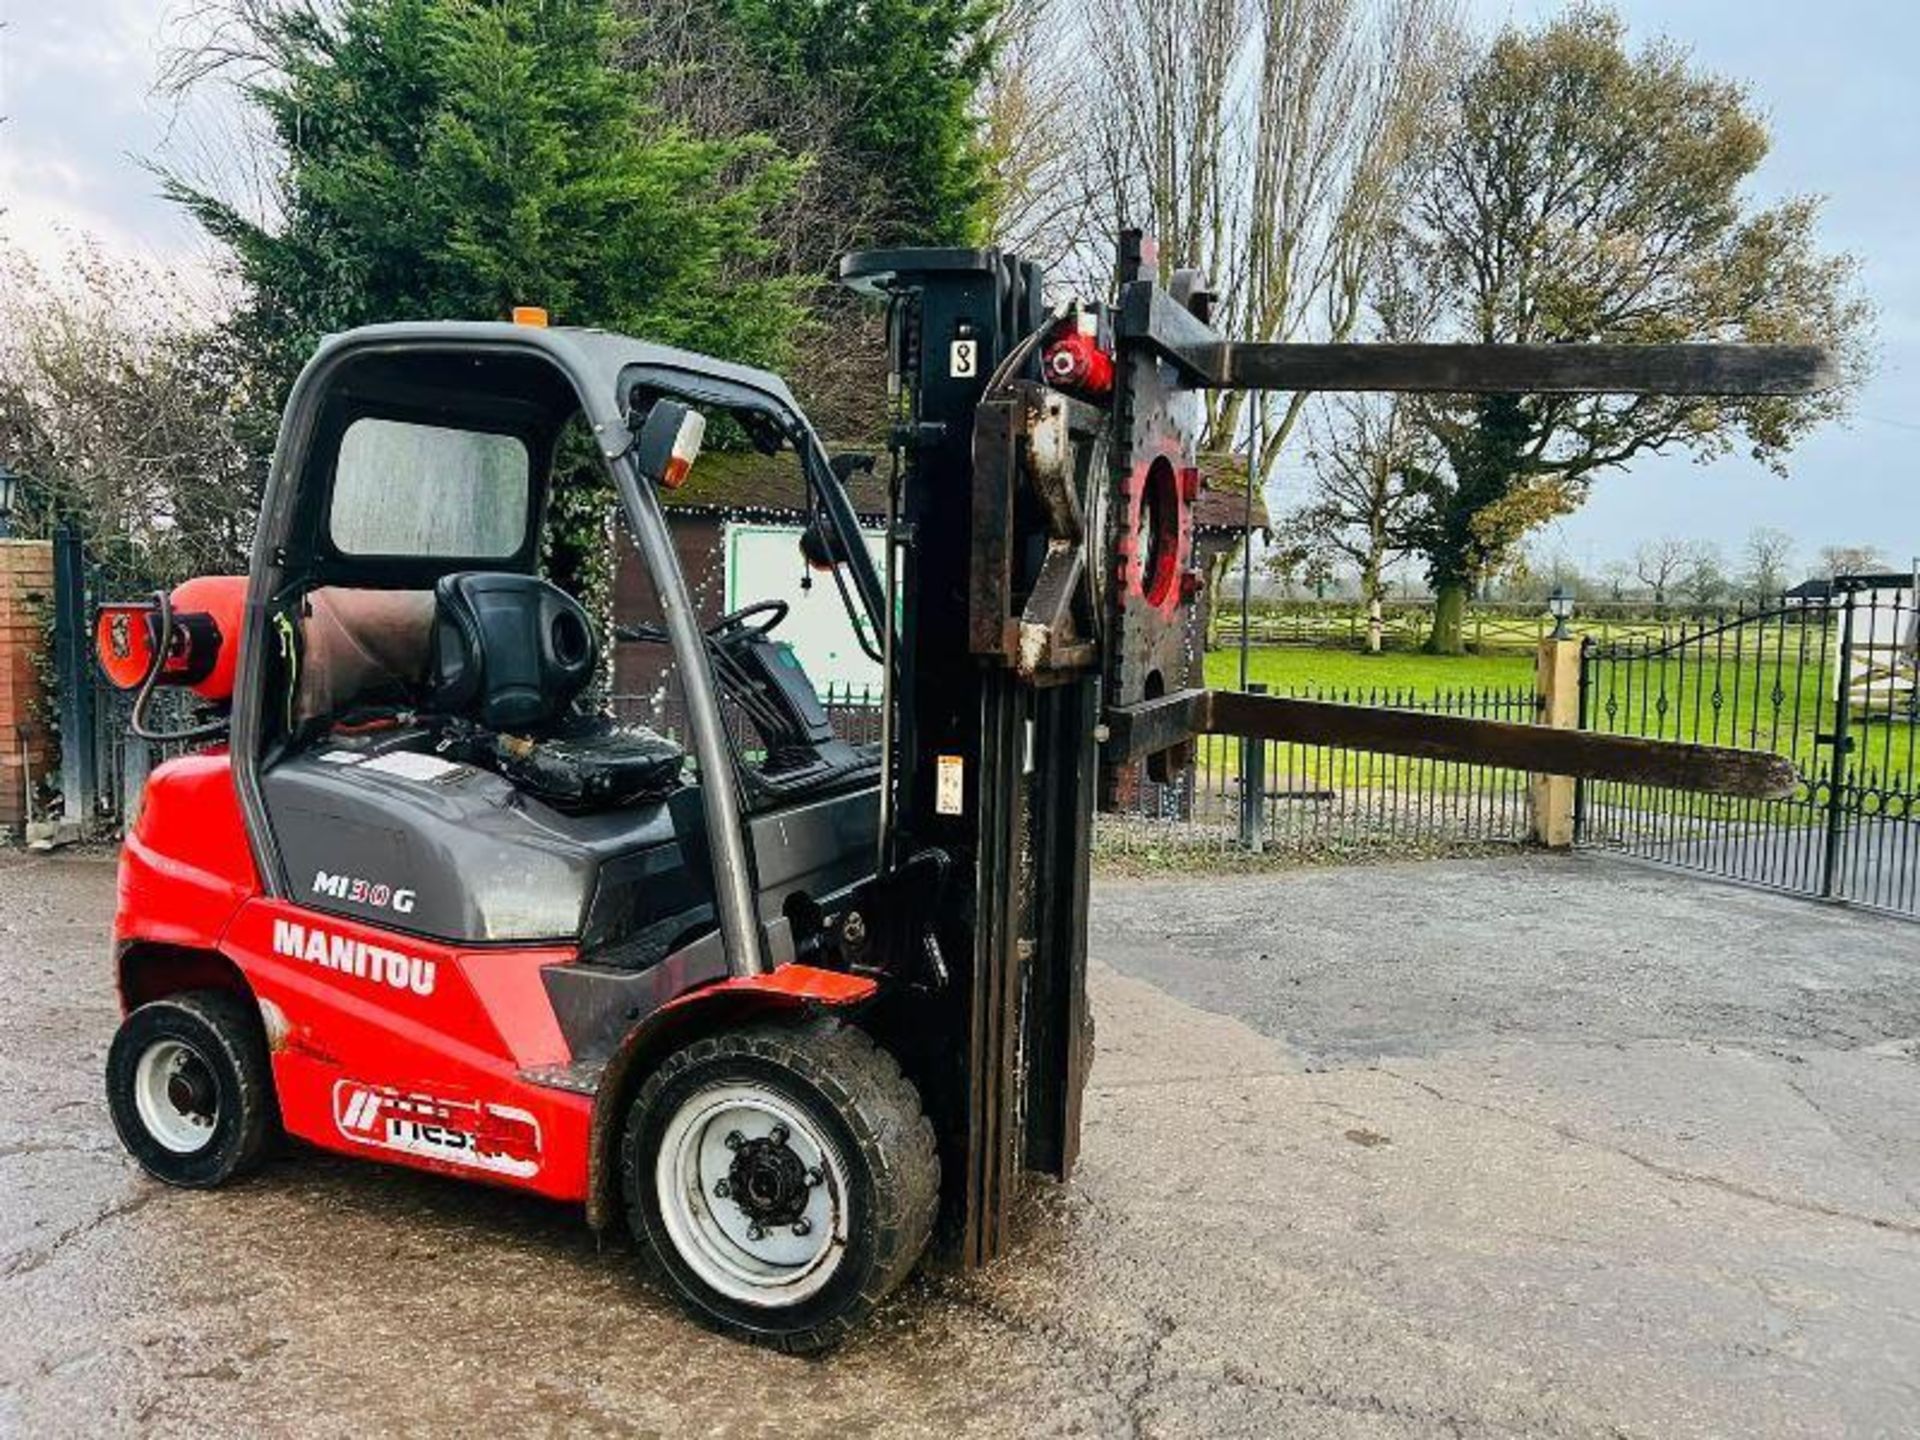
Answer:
769 1124 789 1145
792 1218 812 1237
805 1166 823 1186
747 1223 766 1241
724 1130 744 1151
713 1179 731 1199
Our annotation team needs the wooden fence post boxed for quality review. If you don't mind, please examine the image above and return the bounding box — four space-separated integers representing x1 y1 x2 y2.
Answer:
1530 632 1583 847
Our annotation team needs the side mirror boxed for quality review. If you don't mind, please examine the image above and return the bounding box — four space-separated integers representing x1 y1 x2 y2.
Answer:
634 400 706 490
801 451 876 569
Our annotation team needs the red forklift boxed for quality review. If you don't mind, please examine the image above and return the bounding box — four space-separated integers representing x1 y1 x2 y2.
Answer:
96 237 1821 1350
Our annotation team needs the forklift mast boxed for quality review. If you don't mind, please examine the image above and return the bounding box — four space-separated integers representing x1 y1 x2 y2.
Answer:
842 233 1246 1263
840 247 1097 1265
842 231 1827 1266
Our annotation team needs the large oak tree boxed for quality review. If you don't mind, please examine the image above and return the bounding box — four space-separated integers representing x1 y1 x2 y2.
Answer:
1390 5 1870 652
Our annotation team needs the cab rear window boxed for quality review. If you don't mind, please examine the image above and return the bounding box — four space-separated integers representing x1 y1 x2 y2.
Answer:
329 417 530 558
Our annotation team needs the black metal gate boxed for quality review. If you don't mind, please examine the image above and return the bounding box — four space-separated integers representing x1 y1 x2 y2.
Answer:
1577 582 1918 917
45 523 197 837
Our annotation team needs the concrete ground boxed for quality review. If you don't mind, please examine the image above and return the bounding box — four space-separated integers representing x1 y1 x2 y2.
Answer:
3 851 1918 1438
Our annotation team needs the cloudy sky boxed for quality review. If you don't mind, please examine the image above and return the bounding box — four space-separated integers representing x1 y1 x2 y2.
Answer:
2 0 1914 578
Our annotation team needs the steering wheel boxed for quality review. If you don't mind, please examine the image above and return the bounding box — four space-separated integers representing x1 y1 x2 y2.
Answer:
614 599 788 648
707 598 789 641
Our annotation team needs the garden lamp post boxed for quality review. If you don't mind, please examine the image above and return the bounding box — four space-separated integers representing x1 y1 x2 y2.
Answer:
1547 585 1575 641
0 462 17 539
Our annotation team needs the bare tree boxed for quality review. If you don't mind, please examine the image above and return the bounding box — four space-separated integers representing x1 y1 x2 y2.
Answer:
1081 0 1460 469
1817 544 1887 578
1634 537 1690 608
1278 393 1432 650
1678 542 1730 608
153 0 330 236
1598 559 1635 602
1260 540 1335 600
1483 544 1586 604
0 240 264 581
159 0 333 92
619 1 884 277
1742 526 1796 600
618 2 898 444
980 1 1110 274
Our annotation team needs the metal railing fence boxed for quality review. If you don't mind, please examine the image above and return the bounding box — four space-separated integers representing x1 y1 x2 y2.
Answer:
1099 681 1538 860
1578 587 1917 917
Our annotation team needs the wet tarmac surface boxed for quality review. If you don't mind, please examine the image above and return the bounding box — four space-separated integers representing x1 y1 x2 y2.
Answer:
3 850 1919 1437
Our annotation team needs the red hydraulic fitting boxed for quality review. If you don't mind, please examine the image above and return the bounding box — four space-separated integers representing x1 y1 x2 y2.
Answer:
1042 312 1114 399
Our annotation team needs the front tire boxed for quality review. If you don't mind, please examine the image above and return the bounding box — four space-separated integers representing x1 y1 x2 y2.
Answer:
620 1017 938 1353
106 990 275 1188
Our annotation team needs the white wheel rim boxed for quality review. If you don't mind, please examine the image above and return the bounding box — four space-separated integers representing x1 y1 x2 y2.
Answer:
654 1081 850 1308
133 1038 220 1155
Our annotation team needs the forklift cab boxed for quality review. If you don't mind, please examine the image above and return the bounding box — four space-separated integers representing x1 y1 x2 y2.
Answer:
103 319 947 1354
234 324 887 974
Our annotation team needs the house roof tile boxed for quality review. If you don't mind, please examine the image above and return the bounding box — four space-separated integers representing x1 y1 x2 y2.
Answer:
666 446 1271 534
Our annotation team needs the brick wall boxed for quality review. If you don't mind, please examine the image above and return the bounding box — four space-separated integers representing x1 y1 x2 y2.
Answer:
0 541 55 835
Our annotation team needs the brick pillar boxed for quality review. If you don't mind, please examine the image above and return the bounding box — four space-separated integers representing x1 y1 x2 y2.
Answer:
0 540 56 836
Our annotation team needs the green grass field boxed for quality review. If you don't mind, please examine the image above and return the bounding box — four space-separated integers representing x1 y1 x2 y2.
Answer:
1217 605 1714 655
1202 647 1532 695
1193 639 1917 803
1190 647 1535 801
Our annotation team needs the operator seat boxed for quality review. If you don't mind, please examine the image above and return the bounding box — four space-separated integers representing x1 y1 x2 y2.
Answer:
430 572 684 810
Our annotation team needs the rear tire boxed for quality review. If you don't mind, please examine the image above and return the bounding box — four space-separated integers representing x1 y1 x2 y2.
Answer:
106 990 275 1188
620 1016 938 1353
